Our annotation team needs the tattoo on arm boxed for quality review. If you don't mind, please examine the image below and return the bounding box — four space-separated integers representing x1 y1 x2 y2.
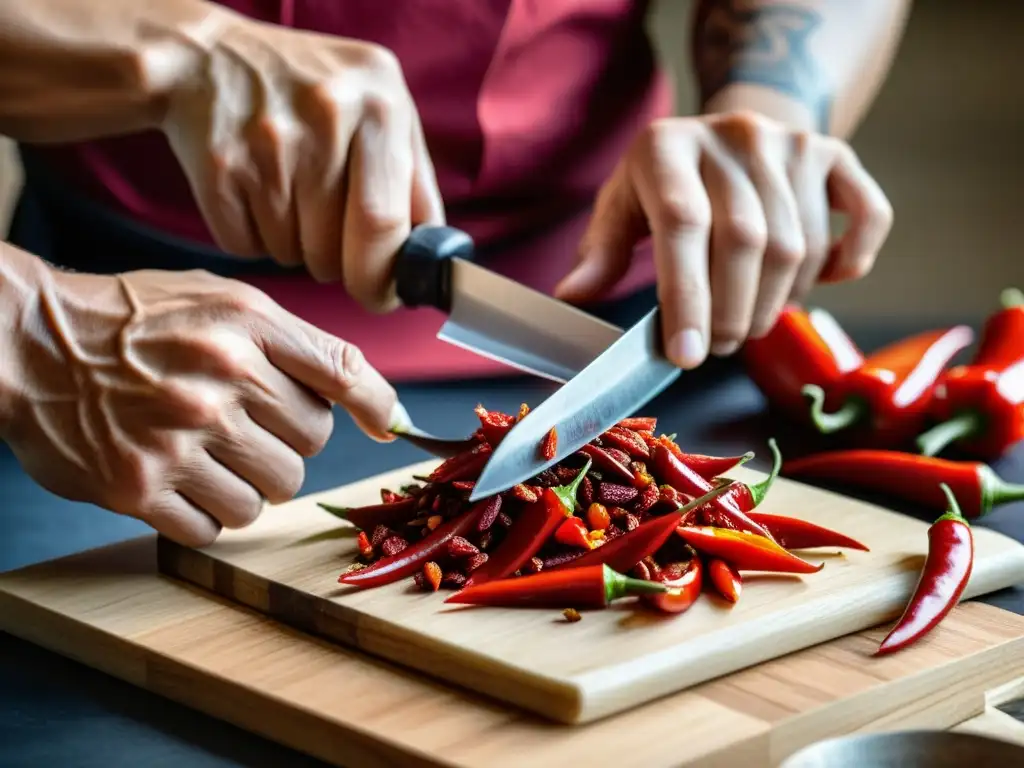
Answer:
693 1 831 131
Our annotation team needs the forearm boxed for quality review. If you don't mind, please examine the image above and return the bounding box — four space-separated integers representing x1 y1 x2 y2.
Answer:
0 0 233 142
690 0 912 137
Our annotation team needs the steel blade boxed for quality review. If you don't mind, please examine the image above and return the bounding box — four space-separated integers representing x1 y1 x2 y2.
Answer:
469 307 679 501
437 259 623 383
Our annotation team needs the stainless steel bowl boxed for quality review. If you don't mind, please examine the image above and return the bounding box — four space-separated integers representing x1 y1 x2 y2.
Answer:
779 730 1024 767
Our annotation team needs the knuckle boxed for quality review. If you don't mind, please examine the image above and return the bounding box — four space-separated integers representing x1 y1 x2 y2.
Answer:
270 458 306 504
356 205 407 240
358 43 404 81
224 495 264 529
322 338 366 390
721 215 768 253
360 91 400 125
766 238 805 269
869 195 895 231
297 408 335 457
654 195 711 234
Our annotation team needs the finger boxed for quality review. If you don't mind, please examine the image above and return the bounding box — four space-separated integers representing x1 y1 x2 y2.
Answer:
819 143 894 283
146 491 222 548
788 136 832 302
701 155 766 356
342 95 415 312
746 140 806 339
241 356 335 458
409 106 446 226
243 118 303 268
255 312 400 441
206 409 306 505
194 154 265 258
177 452 265 529
630 126 713 369
553 162 648 304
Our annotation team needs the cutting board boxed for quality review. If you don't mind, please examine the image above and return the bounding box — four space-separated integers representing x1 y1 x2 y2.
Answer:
156 459 1024 724
4 536 1024 767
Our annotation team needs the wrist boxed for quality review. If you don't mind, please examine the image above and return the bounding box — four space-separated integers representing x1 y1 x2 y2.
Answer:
0 245 46 435
701 83 826 134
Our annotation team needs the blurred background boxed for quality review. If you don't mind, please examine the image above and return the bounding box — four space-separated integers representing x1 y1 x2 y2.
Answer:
1 0 1019 328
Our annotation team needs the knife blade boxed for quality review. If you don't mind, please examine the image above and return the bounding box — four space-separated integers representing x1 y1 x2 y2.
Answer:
468 307 680 502
395 225 622 383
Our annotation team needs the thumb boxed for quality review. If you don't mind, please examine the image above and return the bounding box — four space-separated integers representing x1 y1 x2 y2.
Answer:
553 162 648 304
258 312 404 442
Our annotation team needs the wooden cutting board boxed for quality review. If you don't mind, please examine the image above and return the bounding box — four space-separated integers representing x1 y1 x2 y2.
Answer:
4 535 1024 767
156 459 1024 724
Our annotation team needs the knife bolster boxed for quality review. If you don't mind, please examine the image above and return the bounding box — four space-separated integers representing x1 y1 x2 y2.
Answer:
395 224 475 312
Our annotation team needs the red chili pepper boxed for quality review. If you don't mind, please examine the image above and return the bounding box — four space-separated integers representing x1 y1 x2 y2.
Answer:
540 427 558 461
651 444 777 542
709 438 783 517
472 404 516 446
675 526 823 574
464 460 592 587
742 304 864 422
547 483 736 574
916 288 1024 460
577 444 634 482
602 426 650 459
445 564 666 610
617 416 657 432
875 483 974 655
707 559 742 603
641 558 704 614
801 325 974 445
318 497 419 531
745 512 869 551
338 497 494 588
641 434 755 481
555 517 594 549
783 449 1024 519
429 443 493 483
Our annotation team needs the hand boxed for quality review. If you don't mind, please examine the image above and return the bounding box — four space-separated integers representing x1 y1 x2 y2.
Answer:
554 110 893 369
0 264 404 547
161 10 444 311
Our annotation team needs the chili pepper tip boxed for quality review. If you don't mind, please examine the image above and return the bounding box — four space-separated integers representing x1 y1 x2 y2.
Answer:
1001 287 1024 309
737 451 756 466
801 384 869 435
318 502 350 520
914 410 985 458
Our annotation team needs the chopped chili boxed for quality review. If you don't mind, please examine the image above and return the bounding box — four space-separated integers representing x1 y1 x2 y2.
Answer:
641 558 703 615
783 449 1024 518
423 561 443 592
801 325 974 446
473 404 516 446
555 517 594 550
675 526 823 574
446 564 666 610
875 483 974 655
577 444 634 482
916 288 1024 460
540 427 559 461
429 443 493 483
707 559 742 604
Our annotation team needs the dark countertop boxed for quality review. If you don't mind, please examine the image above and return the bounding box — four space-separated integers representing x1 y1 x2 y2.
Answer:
3 318 1024 767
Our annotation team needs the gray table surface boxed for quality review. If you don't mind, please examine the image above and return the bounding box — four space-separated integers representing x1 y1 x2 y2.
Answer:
3 318 1024 768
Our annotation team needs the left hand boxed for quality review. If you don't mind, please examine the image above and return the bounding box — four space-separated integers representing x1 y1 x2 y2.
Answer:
554 110 893 369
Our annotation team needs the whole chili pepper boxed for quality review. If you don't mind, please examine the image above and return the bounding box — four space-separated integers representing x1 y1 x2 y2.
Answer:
707 559 742 604
675 526 823 574
709 438 783 516
651 444 777 542
641 558 704 614
783 449 1024 519
875 483 974 656
745 512 869 551
429 443 493 483
915 288 1024 460
318 497 419 531
742 304 864 422
464 460 591 587
338 497 494 588
547 483 737 574
445 564 666 610
642 433 755 481
800 324 974 445
577 444 634 483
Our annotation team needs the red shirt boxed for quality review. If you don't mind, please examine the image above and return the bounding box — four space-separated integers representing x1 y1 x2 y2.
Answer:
32 0 670 380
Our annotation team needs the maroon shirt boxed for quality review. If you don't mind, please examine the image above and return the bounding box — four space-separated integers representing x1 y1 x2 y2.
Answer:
33 0 670 379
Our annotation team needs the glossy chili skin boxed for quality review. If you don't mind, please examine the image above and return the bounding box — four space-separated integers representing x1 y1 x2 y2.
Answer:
783 449 1024 519
319 497 418 530
675 526 823 574
742 304 864 422
707 559 742 603
802 325 975 446
642 558 704 614
918 288 1024 460
746 512 869 551
705 438 783 522
446 564 666 610
875 483 974 655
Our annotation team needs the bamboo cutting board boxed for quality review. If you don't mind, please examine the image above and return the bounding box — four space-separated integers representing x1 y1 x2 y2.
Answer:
3 536 1024 766
156 459 1024 724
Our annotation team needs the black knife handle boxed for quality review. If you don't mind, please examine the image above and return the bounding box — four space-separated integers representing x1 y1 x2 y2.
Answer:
394 224 476 313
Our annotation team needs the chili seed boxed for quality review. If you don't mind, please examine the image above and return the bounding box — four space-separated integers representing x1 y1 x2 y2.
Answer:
426 515 443 531
497 512 514 528
523 556 544 574
562 608 582 623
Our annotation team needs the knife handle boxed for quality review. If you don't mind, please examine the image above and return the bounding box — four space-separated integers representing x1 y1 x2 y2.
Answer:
394 224 475 313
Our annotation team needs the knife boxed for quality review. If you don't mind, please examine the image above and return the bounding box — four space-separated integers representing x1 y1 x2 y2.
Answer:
468 307 681 502
394 224 623 383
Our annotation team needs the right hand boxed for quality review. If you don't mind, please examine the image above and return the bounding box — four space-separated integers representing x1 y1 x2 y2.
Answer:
1 265 405 547
161 10 445 311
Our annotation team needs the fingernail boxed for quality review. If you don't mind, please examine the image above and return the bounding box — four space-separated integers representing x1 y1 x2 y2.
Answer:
711 339 740 357
669 329 706 369
388 401 412 434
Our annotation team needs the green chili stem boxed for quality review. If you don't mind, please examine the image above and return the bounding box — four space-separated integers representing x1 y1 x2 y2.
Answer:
979 465 1024 512
746 438 783 508
915 411 985 457
603 565 667 603
801 384 868 435
1001 287 1024 309
935 483 970 526
552 458 593 513
318 503 350 520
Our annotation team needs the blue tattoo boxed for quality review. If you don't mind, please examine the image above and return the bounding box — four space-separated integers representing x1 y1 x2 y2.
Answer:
694 1 832 131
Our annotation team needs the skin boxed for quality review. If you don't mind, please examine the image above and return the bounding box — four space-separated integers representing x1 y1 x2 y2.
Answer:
0 0 910 542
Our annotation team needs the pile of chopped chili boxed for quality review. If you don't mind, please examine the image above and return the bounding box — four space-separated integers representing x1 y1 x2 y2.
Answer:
324 406 869 617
